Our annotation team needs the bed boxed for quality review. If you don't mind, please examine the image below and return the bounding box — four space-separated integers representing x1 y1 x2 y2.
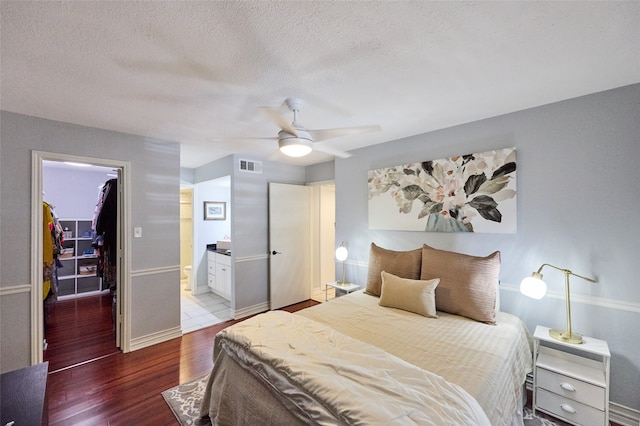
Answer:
199 244 533 425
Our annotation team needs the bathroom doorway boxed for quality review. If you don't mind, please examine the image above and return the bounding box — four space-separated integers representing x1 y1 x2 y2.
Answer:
179 185 231 333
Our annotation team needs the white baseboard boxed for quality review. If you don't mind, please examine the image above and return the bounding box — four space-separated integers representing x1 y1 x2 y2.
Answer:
129 326 182 352
611 402 640 426
232 302 269 320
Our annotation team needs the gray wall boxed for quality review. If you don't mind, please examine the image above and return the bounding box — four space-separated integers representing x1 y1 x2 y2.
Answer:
306 160 335 183
43 166 112 218
189 155 306 314
334 84 640 410
0 112 181 371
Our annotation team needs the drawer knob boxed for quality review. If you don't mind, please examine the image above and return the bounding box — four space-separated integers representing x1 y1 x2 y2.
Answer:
560 403 577 414
560 382 576 392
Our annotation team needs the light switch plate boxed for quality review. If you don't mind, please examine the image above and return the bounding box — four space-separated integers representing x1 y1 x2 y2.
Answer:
134 227 142 238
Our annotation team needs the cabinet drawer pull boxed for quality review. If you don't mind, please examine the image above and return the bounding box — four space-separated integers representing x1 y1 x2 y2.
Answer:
560 403 576 414
559 382 576 392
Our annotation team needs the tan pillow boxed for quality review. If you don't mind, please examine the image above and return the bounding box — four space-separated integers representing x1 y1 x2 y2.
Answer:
421 244 500 324
379 271 439 318
365 243 422 296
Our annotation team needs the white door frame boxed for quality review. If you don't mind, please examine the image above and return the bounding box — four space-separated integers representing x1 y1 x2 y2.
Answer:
308 183 336 297
30 151 132 364
179 185 194 292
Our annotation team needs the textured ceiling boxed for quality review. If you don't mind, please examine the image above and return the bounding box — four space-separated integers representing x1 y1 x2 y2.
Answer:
2 1 639 168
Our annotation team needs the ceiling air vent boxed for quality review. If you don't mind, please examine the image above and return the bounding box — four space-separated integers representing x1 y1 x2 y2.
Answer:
239 159 263 174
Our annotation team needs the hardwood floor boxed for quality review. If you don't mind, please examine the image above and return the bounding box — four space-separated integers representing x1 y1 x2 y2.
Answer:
45 295 319 425
44 292 119 372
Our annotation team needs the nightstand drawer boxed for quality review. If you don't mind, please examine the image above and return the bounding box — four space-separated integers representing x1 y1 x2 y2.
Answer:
537 367 605 410
537 388 605 425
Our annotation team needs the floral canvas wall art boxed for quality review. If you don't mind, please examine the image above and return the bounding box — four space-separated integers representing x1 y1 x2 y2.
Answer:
368 148 517 233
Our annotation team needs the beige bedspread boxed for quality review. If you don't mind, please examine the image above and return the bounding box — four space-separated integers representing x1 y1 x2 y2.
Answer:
298 290 533 426
206 310 490 425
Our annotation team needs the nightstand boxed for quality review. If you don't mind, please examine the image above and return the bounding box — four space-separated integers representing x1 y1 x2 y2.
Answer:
325 281 360 301
533 325 610 426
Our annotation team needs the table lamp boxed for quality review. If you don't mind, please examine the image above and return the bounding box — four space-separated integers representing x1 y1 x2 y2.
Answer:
520 263 596 344
335 242 348 285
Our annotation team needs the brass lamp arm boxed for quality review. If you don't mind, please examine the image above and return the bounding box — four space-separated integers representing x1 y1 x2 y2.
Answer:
536 263 597 283
534 263 597 344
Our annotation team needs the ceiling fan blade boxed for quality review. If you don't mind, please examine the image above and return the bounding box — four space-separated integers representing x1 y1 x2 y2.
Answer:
307 125 380 142
258 106 298 137
208 136 278 142
312 143 353 159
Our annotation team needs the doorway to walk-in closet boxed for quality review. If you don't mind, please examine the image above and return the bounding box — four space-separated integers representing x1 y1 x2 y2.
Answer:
41 159 122 372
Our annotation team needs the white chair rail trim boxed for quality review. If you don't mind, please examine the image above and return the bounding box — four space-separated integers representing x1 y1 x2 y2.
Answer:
500 283 640 314
130 265 180 277
0 284 32 296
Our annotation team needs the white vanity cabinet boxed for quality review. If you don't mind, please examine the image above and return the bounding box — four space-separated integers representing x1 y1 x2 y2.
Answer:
207 250 231 301
207 250 216 292
215 253 231 301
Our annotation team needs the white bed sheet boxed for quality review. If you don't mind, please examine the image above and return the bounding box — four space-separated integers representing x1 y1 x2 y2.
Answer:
211 310 491 425
297 290 533 426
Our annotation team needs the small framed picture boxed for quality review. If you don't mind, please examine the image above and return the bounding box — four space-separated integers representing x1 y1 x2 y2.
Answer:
204 201 226 220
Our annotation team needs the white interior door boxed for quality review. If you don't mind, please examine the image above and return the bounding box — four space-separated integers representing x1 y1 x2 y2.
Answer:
269 182 311 310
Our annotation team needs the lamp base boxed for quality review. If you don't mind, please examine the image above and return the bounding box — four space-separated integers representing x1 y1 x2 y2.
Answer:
549 328 583 344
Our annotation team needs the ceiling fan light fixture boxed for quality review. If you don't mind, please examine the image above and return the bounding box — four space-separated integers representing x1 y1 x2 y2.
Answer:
278 138 313 157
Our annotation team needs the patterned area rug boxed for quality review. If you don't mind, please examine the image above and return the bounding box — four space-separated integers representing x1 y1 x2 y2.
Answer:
524 407 561 426
162 374 558 426
162 375 211 426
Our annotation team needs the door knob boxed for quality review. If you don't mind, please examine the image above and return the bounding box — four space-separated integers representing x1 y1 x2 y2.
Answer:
271 250 281 255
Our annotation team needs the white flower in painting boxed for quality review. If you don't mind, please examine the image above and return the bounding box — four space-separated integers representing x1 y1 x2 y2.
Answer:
367 149 517 232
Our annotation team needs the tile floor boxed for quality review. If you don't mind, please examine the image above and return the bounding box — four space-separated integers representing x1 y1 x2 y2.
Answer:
181 282 334 333
180 281 232 333
312 285 335 303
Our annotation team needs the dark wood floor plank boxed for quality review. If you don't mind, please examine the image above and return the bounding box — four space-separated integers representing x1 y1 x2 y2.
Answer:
46 297 319 425
44 292 119 372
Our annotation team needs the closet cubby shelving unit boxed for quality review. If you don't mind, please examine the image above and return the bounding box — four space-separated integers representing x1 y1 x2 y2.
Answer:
57 219 102 298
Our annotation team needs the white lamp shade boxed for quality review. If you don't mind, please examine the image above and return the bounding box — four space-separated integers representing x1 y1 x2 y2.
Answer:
335 245 348 262
279 139 313 157
520 275 547 299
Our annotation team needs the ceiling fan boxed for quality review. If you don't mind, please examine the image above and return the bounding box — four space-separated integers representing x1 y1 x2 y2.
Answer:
259 97 380 158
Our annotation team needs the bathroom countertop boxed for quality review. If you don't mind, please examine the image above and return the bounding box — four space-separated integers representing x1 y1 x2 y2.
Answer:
206 244 231 256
